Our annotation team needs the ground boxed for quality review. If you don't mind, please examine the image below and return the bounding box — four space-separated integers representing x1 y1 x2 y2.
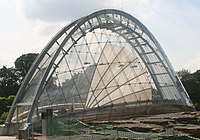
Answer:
1 112 200 139
0 136 16 140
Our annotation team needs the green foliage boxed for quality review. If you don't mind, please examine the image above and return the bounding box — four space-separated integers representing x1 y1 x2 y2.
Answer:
0 96 7 114
14 53 38 82
0 112 8 123
0 53 38 123
193 70 200 81
0 95 15 123
0 53 38 98
177 69 191 79
0 112 8 121
178 69 200 110
7 95 15 101
0 66 20 97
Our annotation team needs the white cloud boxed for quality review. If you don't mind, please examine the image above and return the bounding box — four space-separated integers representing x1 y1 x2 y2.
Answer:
0 34 25 66
0 0 9 6
16 0 160 23
142 1 200 72
0 0 200 72
17 0 109 22
183 52 200 72
31 20 62 36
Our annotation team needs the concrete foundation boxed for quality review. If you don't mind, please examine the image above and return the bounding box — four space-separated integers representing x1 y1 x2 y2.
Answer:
0 123 22 136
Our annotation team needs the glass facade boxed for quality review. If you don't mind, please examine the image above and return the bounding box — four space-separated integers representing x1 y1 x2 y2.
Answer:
7 9 194 124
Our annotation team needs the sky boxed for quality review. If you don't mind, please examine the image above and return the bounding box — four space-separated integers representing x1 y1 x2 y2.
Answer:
0 0 200 72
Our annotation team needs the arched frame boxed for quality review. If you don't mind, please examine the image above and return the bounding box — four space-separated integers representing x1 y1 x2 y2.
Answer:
6 9 194 124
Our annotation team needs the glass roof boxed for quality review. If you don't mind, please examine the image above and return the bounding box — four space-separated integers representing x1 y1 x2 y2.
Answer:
7 9 194 124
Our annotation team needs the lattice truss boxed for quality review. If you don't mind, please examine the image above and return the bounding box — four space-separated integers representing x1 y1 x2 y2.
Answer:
6 9 193 124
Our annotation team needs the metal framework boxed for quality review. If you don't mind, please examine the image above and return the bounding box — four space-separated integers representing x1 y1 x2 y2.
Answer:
6 9 194 124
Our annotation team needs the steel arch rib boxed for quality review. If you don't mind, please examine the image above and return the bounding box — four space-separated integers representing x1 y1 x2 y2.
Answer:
6 19 81 124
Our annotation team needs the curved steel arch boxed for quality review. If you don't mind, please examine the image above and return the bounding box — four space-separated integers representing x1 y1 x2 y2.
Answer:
6 19 82 124
6 9 194 124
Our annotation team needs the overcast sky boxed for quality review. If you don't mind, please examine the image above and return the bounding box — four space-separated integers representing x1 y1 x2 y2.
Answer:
0 0 200 72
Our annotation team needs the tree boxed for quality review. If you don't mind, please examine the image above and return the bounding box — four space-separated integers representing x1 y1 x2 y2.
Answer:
0 95 15 123
0 112 8 121
0 97 7 114
0 53 38 123
193 70 200 81
178 69 200 110
0 66 19 97
0 53 38 97
14 53 38 82
0 95 15 114
177 69 191 79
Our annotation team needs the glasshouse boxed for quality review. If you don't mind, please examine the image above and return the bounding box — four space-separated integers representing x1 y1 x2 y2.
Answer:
6 9 194 127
